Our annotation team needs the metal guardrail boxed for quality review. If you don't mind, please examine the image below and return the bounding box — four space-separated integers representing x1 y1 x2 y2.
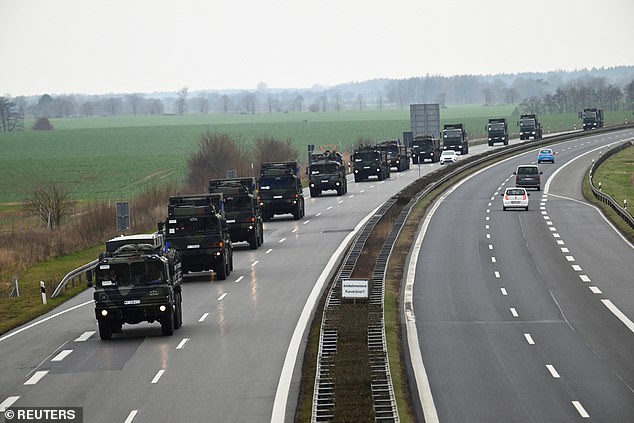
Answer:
51 259 98 298
588 139 634 229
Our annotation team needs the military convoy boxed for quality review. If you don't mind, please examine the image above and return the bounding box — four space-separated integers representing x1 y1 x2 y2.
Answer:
209 177 263 249
89 232 183 340
258 161 305 220
163 194 233 279
352 145 390 182
308 150 348 197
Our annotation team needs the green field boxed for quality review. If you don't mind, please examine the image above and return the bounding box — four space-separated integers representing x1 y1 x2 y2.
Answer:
2 105 632 203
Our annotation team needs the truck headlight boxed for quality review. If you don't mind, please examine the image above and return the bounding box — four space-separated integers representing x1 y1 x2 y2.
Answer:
101 309 108 317
159 305 167 312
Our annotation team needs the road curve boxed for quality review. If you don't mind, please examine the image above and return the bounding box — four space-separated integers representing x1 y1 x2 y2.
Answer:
407 129 634 422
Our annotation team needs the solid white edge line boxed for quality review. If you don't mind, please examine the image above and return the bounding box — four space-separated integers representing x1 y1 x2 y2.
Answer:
602 299 634 333
0 396 20 412
0 299 94 343
150 369 165 384
124 410 139 423
270 204 382 423
51 349 73 362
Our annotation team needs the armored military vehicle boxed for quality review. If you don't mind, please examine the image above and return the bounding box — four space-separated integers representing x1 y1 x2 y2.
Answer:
308 150 347 197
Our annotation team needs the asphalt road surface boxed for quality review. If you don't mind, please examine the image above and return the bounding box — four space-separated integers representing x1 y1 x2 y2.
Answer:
407 128 634 422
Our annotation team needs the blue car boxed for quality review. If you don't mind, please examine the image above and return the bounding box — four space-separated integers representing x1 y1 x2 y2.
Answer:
537 148 555 163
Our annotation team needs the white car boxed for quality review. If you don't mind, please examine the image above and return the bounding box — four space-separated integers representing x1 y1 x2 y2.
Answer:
502 187 529 211
439 150 458 165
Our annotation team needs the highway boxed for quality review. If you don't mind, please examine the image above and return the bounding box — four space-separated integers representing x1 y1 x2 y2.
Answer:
1 146 450 422
407 129 634 422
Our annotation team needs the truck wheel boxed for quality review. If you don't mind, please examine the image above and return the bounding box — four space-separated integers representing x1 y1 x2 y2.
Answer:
310 188 318 197
98 319 112 340
258 224 264 246
249 230 258 249
174 293 182 329
293 205 301 220
110 321 122 333
354 175 360 182
216 255 228 280
161 312 175 336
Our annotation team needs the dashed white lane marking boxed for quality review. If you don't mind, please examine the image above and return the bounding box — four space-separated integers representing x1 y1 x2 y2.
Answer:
315 213 322 217
553 233 561 238
303 220 310 225
546 364 561 378
602 299 634 333
556 240 565 245
74 331 95 342
217 293 227 301
349 195 355 198
124 410 139 423
279 238 286 243
565 256 575 262
488 244 493 250
491 257 496 263
198 313 209 322
549 227 557 232
543 215 550 220
524 333 535 345
486 234 491 239
337 200 344 204
495 272 501 279
500 288 507 295
589 286 602 294
369 185 375 188
486 216 490 221
546 221 553 226
561 247 569 253
24 370 48 385
291 228 298 233
485 224 489 229
251 260 259 267
151 369 165 384
235 276 244 283
327 206 333 210
541 211 548 215
572 265 582 271
265 249 273 254
360 190 365 193
0 396 20 412
486 209 490 213
51 349 73 362
579 275 591 283
572 401 590 418
510 308 519 318
176 338 189 350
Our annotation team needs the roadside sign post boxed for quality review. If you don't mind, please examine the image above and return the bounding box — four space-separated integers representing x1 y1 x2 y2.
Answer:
116 202 130 233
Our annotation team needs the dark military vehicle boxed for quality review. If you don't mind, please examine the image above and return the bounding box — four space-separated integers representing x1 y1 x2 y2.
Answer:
163 194 233 279
442 123 469 155
352 145 390 182
89 233 183 340
518 114 543 140
411 135 441 164
375 139 410 171
209 177 263 249
308 150 347 197
258 161 305 221
579 108 604 130
486 118 509 146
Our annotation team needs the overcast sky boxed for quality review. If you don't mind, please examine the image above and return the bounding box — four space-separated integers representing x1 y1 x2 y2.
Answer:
2 0 633 96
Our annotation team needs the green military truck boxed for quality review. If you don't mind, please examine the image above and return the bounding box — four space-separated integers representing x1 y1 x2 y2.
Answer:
352 144 390 182
258 161 305 221
209 177 264 249
89 233 183 340
163 194 233 279
308 150 348 197
375 139 410 172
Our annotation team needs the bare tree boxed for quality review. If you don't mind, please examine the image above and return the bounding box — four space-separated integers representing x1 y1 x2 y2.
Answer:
356 94 365 110
252 136 299 168
185 131 250 192
220 95 232 114
26 184 75 229
293 95 304 112
149 99 164 115
126 93 144 116
176 87 189 115
0 97 24 132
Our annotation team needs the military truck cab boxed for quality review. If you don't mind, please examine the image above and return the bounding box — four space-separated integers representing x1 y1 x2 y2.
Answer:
486 118 509 146
442 124 469 155
258 161 305 221
90 233 183 340
352 146 390 182
411 135 441 163
308 150 348 197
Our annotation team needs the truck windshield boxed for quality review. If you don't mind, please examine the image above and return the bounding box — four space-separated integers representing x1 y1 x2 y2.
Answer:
130 261 165 284
171 216 218 234
311 164 339 175
520 119 535 127
582 112 597 119
96 263 130 287
224 196 251 210
354 151 379 162
259 176 296 190
444 129 462 139
488 123 505 131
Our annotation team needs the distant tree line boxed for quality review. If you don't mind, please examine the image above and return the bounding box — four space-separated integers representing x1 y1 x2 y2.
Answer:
2 67 632 128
